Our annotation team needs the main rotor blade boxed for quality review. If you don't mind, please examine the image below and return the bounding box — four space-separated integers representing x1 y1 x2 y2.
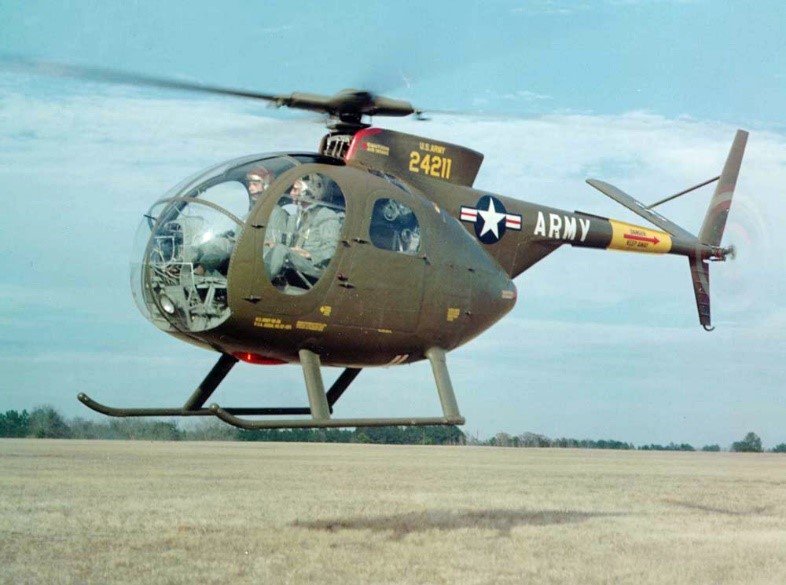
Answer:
2 56 286 103
5 57 488 125
2 57 421 121
413 106 545 121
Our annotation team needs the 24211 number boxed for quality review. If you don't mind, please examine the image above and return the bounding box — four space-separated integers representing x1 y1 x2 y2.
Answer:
409 151 453 180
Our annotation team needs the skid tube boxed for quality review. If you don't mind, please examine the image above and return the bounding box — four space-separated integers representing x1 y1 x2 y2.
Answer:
211 407 464 429
210 347 465 430
77 394 311 417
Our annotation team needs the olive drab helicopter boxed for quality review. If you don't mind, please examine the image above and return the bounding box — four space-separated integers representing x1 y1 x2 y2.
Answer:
11 61 748 430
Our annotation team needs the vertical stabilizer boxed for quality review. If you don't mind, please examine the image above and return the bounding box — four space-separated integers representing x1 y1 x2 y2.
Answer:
699 130 748 246
691 129 748 331
689 258 713 331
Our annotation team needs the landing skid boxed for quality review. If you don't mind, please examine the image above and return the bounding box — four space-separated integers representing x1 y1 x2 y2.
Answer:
211 407 463 429
77 394 311 418
77 347 465 429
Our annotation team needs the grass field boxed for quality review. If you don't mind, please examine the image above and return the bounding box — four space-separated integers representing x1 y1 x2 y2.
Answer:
1 439 785 584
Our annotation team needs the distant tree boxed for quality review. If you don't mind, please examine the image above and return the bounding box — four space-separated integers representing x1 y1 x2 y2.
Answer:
28 406 71 439
679 443 695 451
68 417 108 440
148 421 182 441
0 410 30 437
731 432 763 453
101 419 182 441
354 431 371 443
350 425 464 445
491 432 513 447
771 443 786 453
637 442 694 452
639 444 658 451
594 439 634 450
551 437 579 448
236 427 358 443
423 425 465 445
518 432 550 448
183 419 238 442
701 444 721 452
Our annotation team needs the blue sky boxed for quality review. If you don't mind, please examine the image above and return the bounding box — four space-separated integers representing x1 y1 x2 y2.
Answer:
1 0 784 445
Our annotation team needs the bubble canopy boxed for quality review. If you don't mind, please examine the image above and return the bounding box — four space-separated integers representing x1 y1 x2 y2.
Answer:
131 153 341 334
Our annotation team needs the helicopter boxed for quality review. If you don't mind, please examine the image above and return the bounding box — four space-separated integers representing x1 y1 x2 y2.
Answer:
10 61 748 430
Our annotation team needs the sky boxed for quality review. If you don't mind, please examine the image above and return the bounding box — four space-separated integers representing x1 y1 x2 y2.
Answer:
0 0 784 446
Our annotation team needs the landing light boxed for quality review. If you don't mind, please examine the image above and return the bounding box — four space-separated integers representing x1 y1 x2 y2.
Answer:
159 295 175 315
232 352 286 365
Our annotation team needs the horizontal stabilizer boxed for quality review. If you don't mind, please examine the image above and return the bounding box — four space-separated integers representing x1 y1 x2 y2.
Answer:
586 179 698 243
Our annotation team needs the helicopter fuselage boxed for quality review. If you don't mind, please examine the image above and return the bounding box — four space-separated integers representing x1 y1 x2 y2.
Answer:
132 128 726 370
133 150 519 368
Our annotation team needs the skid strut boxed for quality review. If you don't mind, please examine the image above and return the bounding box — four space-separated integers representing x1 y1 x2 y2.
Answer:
79 347 465 429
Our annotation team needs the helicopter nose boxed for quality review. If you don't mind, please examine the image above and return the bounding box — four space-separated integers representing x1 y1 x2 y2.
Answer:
131 175 252 334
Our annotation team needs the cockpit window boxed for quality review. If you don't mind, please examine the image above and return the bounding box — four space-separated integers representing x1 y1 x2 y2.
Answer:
194 181 249 226
263 173 346 295
188 157 297 215
132 199 240 333
369 198 421 255
132 154 311 333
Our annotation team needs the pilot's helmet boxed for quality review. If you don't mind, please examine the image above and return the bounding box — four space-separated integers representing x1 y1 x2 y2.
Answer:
245 166 273 206
246 166 273 190
297 174 325 203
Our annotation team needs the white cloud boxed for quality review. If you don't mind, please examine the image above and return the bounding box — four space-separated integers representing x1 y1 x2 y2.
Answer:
501 90 552 102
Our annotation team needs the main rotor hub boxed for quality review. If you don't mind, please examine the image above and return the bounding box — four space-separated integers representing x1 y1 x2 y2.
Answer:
279 89 416 134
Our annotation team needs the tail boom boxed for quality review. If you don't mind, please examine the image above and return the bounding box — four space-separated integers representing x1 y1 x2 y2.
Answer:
553 213 722 261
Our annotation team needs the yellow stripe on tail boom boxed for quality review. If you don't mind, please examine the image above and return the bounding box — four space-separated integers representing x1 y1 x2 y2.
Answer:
607 220 672 254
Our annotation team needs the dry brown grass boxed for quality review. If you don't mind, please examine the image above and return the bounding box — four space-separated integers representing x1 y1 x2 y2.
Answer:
1 439 785 584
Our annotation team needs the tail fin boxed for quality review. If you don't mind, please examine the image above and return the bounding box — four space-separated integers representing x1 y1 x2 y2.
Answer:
689 129 748 331
699 130 748 247
688 130 748 331
689 258 713 330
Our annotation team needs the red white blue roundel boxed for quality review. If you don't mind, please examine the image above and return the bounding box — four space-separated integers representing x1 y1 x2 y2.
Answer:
460 195 522 244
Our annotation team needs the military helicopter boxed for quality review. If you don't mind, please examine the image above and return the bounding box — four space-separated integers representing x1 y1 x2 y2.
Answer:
11 61 748 430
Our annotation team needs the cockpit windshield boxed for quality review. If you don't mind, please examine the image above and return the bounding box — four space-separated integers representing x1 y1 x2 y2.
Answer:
131 153 339 334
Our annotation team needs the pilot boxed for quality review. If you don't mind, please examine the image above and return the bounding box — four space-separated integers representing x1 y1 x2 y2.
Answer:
194 166 274 276
245 166 273 209
264 174 342 289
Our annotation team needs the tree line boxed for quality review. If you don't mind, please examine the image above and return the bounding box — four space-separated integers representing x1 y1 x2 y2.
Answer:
0 407 465 445
1 407 785 452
